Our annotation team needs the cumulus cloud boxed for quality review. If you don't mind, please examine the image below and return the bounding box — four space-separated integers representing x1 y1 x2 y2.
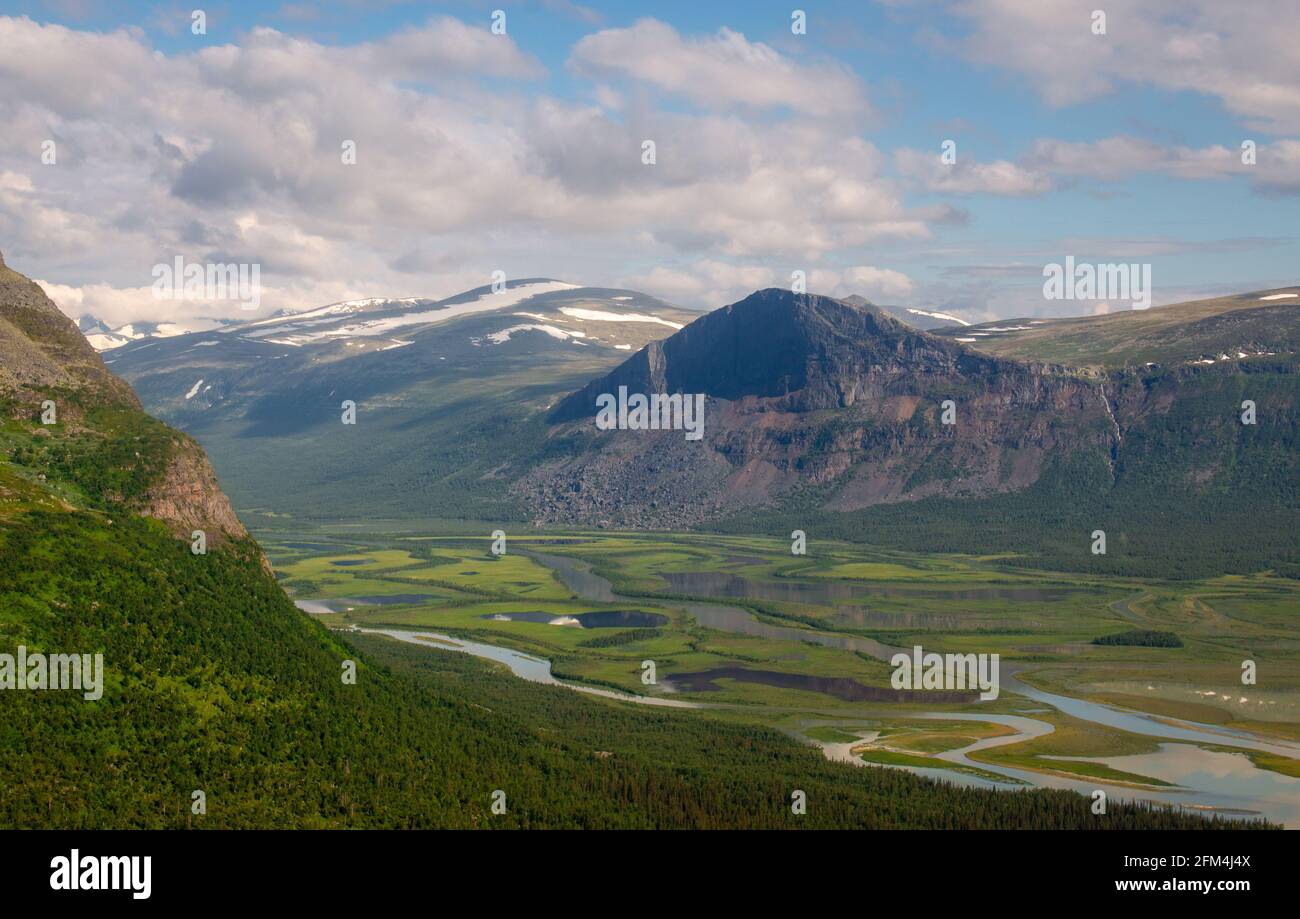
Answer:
895 148 1052 195
0 14 927 324
946 0 1300 133
570 19 872 119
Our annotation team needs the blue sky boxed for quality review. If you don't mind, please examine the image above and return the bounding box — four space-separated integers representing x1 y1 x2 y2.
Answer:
1 0 1296 326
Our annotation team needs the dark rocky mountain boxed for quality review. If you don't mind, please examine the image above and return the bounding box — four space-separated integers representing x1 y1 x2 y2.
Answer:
524 290 1113 527
517 286 1298 577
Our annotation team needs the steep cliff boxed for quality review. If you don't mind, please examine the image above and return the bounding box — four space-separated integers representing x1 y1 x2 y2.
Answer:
525 290 1115 527
0 250 247 542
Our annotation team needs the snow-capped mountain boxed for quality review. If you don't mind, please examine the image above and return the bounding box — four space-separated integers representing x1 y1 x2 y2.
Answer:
105 278 698 518
79 315 242 352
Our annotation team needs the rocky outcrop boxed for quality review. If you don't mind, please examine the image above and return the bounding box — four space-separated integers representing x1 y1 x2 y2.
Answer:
0 251 253 549
520 290 1116 527
0 249 139 407
137 439 250 542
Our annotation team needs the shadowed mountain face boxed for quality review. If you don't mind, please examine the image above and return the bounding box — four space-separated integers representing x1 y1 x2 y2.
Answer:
518 287 1299 577
552 289 1066 415
527 290 1115 527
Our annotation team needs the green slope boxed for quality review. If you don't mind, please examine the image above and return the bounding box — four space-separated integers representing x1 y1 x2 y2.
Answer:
933 287 1300 372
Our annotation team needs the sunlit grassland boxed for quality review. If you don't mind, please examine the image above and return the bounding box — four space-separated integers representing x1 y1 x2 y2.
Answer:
260 528 1300 770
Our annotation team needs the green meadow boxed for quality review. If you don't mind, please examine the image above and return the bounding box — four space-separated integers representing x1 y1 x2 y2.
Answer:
262 527 1300 786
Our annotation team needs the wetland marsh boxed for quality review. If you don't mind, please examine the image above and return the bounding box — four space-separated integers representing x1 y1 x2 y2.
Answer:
264 527 1300 825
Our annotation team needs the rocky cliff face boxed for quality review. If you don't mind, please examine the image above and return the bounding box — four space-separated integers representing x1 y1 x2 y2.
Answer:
520 290 1117 527
0 252 139 404
0 250 249 543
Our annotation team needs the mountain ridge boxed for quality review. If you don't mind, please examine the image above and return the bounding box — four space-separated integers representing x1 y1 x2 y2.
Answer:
527 289 1112 527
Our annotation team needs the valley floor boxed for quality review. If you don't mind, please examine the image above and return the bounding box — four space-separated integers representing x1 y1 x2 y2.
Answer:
259 523 1300 826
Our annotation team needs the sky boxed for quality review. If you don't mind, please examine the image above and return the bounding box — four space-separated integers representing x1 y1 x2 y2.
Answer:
0 0 1297 329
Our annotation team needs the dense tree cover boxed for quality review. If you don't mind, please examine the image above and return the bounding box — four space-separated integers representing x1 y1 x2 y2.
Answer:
577 628 663 648
11 407 177 508
0 511 1272 829
1092 630 1183 647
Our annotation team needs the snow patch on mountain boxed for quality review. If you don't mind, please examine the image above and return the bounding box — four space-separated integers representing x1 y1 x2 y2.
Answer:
477 323 586 345
558 307 683 329
242 281 580 346
905 307 970 326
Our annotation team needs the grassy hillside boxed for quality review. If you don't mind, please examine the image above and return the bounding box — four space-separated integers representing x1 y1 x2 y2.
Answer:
933 287 1300 372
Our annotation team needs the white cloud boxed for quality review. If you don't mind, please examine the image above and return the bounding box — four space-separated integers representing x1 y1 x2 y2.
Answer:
895 148 1052 195
948 0 1300 133
0 14 927 324
570 19 871 118
1026 136 1300 193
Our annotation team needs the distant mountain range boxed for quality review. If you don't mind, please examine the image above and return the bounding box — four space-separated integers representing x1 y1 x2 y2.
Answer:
80 289 967 353
106 275 1299 575
929 289 1300 371
108 279 699 520
77 315 242 351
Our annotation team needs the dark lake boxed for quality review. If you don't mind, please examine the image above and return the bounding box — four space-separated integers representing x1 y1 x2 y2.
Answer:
331 559 372 566
666 666 975 703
